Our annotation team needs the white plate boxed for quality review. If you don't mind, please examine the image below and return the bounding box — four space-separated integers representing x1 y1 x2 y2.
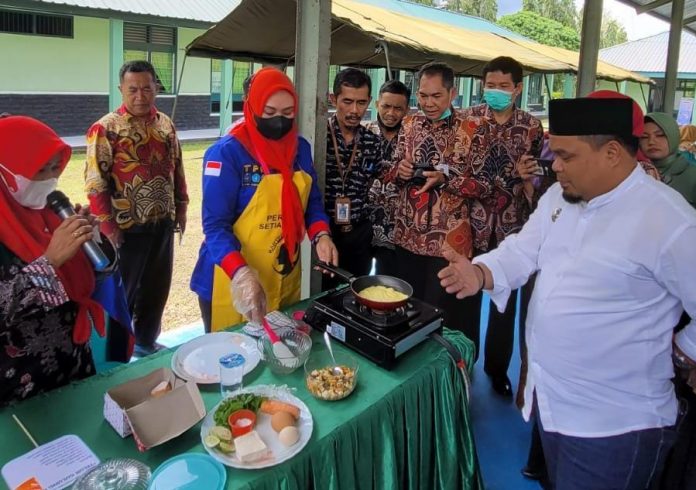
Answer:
171 332 260 384
200 385 313 469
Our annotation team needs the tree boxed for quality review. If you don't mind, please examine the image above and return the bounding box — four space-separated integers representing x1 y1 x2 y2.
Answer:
498 11 581 50
600 17 628 48
456 0 498 22
577 9 629 49
521 0 578 30
423 0 498 23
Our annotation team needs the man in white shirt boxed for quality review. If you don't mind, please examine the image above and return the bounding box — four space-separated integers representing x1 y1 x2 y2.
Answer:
438 97 696 489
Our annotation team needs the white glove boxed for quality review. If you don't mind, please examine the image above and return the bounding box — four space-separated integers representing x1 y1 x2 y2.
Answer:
230 266 267 324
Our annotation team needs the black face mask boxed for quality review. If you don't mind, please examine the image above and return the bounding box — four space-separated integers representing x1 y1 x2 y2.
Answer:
254 115 294 140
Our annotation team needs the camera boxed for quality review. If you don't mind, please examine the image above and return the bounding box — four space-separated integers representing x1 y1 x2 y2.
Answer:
411 162 435 186
532 158 556 180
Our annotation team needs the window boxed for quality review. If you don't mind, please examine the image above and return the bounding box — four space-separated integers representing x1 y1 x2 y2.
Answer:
527 73 544 110
123 23 176 94
403 71 417 108
676 79 696 99
209 61 252 114
329 65 340 93
210 59 222 113
470 78 483 106
0 9 73 38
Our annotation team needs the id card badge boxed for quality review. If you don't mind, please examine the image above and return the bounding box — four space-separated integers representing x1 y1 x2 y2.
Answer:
335 196 351 224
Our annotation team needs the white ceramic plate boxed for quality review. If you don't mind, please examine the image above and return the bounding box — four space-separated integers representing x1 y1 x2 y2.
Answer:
171 332 260 384
200 385 313 469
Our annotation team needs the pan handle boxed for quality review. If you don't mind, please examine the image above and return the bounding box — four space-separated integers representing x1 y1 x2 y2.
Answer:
314 261 354 283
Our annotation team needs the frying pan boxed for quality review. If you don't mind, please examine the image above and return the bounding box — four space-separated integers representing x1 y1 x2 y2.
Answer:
315 262 413 311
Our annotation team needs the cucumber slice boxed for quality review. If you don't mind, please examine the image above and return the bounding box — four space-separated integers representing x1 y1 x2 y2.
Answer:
218 441 235 454
210 426 232 441
204 435 220 448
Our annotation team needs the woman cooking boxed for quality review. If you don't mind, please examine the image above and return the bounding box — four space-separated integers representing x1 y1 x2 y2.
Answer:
191 68 338 332
640 112 696 208
0 115 104 405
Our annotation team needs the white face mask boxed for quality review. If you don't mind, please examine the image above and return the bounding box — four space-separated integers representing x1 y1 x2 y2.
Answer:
0 164 58 209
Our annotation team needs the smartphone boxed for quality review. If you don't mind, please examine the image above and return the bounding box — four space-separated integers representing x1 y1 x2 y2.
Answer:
532 158 556 180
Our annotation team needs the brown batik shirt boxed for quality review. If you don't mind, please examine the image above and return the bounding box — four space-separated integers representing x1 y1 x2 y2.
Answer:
458 104 544 253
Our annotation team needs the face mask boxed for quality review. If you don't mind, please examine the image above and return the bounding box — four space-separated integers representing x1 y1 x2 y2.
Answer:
0 164 58 209
483 89 515 112
437 108 452 121
254 115 294 140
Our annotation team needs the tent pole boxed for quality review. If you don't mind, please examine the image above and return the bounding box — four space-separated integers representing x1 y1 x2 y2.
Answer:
662 0 685 113
295 0 331 297
108 19 124 112
219 60 234 136
543 74 553 100
639 83 649 108
378 41 392 79
171 54 188 122
577 0 603 96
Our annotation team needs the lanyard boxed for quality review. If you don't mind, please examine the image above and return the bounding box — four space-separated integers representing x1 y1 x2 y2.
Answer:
328 120 358 195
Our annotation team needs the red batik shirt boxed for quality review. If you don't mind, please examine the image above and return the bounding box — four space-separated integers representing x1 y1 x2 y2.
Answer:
84 105 188 235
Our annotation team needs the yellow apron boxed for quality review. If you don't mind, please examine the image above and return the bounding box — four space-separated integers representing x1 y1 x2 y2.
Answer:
210 171 312 331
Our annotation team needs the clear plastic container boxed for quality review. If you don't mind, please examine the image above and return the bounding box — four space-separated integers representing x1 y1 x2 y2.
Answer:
219 353 245 398
71 458 151 490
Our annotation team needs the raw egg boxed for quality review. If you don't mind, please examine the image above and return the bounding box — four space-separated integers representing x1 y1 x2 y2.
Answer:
271 411 296 433
278 426 300 447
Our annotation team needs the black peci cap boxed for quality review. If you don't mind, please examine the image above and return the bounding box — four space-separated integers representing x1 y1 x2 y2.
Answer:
549 98 634 139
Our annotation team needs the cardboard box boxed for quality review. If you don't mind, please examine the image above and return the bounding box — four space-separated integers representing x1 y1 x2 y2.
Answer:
103 368 206 451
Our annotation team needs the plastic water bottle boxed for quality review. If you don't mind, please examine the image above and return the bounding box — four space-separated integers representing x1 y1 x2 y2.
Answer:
219 353 245 398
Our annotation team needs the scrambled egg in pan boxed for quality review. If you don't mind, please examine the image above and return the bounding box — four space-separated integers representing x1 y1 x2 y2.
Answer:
357 285 408 302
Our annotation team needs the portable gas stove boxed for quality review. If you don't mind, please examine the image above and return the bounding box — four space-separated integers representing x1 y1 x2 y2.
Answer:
303 287 444 369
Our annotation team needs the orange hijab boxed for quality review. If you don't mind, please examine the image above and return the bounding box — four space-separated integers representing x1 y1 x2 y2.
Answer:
0 116 104 344
231 67 304 259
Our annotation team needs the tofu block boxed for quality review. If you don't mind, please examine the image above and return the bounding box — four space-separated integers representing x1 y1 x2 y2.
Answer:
233 430 268 463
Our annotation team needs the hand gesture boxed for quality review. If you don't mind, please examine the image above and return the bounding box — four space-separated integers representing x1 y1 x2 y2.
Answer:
437 247 484 299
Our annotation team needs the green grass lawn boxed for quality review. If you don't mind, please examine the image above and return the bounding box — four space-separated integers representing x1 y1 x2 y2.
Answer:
61 140 215 330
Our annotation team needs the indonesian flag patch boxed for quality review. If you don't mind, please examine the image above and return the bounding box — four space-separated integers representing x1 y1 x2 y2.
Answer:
204 160 222 177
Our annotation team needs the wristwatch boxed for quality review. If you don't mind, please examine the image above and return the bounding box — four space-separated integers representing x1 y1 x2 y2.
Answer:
312 231 330 246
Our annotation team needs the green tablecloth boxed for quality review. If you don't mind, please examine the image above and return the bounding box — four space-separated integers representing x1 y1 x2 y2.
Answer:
0 302 481 490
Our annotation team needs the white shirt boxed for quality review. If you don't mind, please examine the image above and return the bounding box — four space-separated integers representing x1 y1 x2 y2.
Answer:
476 165 696 437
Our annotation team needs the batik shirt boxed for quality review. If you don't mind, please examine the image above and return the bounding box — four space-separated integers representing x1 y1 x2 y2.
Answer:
365 120 400 248
324 116 382 224
84 105 189 235
382 111 489 258
0 244 94 405
458 104 544 253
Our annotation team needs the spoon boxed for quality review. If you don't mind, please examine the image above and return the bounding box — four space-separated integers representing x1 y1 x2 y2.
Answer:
323 331 344 375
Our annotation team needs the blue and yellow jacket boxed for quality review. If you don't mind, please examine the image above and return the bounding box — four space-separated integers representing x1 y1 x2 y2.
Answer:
190 135 329 301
